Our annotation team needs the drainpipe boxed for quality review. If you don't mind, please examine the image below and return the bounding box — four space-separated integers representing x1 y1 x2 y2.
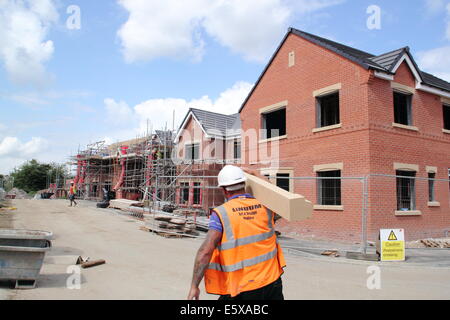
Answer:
73 155 82 185
114 145 128 198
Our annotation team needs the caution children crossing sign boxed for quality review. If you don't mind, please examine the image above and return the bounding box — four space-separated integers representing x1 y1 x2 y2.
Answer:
380 229 405 261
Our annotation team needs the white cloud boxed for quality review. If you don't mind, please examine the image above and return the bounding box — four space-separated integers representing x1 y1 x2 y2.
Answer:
104 98 136 125
104 81 253 138
213 81 254 111
0 136 49 173
424 0 446 14
134 81 253 133
8 93 50 106
117 0 344 63
4 90 92 109
0 0 58 86
202 0 291 62
117 0 207 63
417 46 450 82
0 136 48 157
289 0 346 14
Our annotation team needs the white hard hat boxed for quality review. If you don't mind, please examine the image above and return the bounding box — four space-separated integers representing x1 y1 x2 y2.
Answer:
217 165 247 187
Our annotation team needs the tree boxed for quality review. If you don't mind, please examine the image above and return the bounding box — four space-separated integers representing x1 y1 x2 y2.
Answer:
47 163 69 188
10 159 68 193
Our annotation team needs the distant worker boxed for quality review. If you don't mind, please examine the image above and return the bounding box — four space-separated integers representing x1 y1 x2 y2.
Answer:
68 182 77 207
188 165 286 300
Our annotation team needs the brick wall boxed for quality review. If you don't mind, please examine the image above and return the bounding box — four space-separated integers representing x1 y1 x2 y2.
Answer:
367 62 450 241
176 114 227 212
240 33 450 242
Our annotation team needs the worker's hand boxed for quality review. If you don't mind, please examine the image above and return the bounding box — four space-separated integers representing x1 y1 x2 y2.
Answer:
187 286 200 300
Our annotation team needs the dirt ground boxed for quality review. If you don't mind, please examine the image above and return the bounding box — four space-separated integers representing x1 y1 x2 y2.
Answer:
1 199 449 300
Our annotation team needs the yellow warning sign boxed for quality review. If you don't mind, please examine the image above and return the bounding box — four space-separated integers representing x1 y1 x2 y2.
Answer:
388 230 397 241
380 229 405 261
381 241 405 261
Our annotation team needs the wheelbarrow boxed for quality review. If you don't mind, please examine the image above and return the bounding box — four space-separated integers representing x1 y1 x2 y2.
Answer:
0 229 52 289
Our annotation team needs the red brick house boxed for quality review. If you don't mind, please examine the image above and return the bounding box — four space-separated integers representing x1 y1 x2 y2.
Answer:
239 28 450 242
173 108 241 213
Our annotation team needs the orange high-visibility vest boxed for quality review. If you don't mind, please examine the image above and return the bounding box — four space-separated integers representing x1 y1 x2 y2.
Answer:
204 196 286 297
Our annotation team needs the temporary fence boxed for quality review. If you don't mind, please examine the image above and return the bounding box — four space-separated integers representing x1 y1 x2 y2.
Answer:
272 174 450 253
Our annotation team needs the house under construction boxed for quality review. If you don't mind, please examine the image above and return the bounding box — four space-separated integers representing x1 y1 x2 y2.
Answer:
70 130 176 203
69 123 234 215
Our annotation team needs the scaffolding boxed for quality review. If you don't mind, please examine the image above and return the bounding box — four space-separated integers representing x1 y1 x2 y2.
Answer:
67 130 176 202
64 128 249 218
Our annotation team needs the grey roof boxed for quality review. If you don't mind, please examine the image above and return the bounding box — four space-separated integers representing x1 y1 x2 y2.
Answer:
239 28 450 112
368 47 408 72
290 29 386 72
189 108 239 137
420 71 450 92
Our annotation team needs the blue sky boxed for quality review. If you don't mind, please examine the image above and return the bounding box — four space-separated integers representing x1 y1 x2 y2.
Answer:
0 0 449 174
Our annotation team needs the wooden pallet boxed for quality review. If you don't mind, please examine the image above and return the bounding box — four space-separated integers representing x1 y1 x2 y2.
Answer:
139 226 201 238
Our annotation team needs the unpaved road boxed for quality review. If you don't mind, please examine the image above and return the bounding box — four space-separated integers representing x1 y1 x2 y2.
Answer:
1 199 449 300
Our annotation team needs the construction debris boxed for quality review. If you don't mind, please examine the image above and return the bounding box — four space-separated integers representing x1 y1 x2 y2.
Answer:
6 188 30 199
81 259 106 269
76 256 106 268
420 238 450 248
143 211 203 238
109 199 141 210
321 250 340 257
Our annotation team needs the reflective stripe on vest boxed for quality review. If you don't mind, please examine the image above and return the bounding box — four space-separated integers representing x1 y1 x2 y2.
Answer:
215 206 274 251
208 247 278 272
215 205 234 243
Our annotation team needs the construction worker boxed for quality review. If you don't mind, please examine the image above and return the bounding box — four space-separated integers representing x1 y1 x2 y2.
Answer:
188 165 286 300
68 182 77 207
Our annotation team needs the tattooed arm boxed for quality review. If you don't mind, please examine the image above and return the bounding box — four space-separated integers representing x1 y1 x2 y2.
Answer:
187 229 222 300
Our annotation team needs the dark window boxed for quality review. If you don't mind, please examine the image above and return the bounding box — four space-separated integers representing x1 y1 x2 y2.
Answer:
428 172 436 202
317 92 340 127
185 143 199 160
443 104 450 130
396 170 416 210
262 108 286 139
317 170 341 206
233 140 241 159
193 182 201 205
393 92 412 125
180 182 189 204
276 173 290 192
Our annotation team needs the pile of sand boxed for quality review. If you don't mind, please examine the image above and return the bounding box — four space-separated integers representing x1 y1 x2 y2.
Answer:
7 188 30 199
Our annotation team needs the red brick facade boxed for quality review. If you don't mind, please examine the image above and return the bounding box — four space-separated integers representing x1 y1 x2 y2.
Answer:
240 32 450 242
175 113 234 213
